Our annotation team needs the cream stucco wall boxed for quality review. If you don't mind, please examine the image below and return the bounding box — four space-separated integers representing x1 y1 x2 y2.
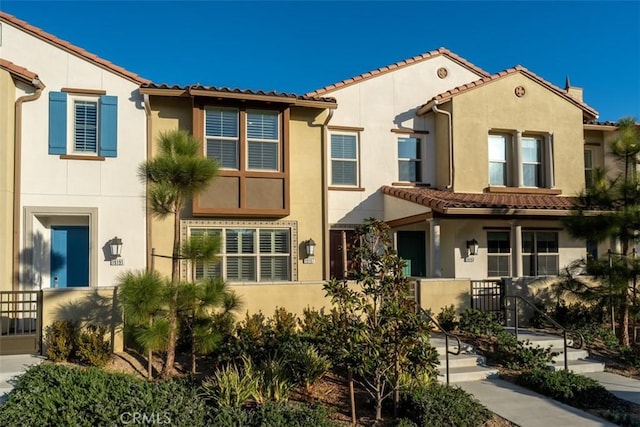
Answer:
42 287 123 353
417 278 471 315
325 55 485 225
449 72 586 194
0 70 17 290
2 21 148 290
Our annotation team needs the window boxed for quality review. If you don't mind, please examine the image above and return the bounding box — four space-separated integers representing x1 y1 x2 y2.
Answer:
73 100 98 153
522 231 559 276
205 107 239 169
586 239 598 259
247 110 279 171
48 91 118 157
489 135 509 186
584 149 594 188
191 227 291 282
522 137 543 187
330 133 358 186
398 137 421 182
487 231 511 277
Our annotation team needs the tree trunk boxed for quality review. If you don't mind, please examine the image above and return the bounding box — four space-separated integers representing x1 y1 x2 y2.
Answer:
348 371 356 426
191 318 197 374
622 300 630 346
375 387 383 421
161 208 182 379
148 349 153 379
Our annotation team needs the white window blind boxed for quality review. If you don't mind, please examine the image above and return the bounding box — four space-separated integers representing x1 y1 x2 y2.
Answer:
247 111 279 170
206 108 239 169
331 133 358 186
398 137 421 182
74 100 98 153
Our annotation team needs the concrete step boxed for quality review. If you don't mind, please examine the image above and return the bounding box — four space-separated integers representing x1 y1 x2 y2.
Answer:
505 328 574 349
438 353 487 369
549 358 606 374
437 365 499 383
551 348 589 363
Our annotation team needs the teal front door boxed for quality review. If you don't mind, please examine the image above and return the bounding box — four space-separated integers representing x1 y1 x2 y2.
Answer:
397 231 426 277
51 226 89 287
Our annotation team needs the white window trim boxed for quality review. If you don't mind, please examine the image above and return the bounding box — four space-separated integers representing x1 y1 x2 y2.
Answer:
246 109 280 172
204 106 240 170
522 230 559 277
67 94 100 155
329 131 360 187
584 148 594 188
521 135 544 188
487 230 511 278
397 136 423 183
488 134 511 186
180 219 298 283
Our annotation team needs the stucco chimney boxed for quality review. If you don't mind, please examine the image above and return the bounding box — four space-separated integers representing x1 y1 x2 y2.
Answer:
564 75 583 101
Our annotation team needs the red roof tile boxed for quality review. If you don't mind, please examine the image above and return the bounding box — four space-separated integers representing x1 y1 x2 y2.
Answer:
306 47 490 96
141 83 337 105
382 186 576 214
419 65 598 119
0 58 38 84
0 12 149 84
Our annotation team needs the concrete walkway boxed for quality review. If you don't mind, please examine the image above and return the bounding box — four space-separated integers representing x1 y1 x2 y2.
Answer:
459 378 618 427
0 354 44 403
585 371 640 405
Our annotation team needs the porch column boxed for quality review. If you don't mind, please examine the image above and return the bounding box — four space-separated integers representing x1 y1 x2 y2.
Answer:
512 221 523 278
515 130 523 187
429 218 442 277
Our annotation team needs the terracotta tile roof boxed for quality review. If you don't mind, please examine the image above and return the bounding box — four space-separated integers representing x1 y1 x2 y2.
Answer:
305 47 490 96
0 12 149 84
382 186 576 214
0 58 38 84
419 65 598 119
141 83 337 105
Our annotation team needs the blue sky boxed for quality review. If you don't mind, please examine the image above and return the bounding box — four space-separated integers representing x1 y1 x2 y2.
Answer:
1 1 638 121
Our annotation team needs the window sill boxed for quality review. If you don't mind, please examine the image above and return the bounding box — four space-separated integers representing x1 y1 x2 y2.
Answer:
60 154 106 161
391 182 431 187
328 186 365 192
484 186 561 195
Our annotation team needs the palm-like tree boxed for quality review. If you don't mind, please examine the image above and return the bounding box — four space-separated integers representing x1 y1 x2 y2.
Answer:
139 129 218 378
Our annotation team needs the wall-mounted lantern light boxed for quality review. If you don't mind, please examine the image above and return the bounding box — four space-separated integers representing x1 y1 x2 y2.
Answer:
466 238 479 257
304 238 316 264
109 236 123 259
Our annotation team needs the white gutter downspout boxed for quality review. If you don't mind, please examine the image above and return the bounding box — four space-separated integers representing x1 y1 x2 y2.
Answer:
431 100 454 190
321 108 334 280
13 78 45 290
142 93 152 270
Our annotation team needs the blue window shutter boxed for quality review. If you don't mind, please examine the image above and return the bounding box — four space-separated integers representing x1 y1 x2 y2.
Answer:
99 95 118 157
48 91 67 155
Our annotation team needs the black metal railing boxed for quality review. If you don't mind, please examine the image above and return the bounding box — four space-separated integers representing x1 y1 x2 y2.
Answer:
471 279 504 321
421 309 461 384
503 295 584 371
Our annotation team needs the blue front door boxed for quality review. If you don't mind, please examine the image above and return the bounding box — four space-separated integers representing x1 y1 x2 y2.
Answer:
50 226 89 287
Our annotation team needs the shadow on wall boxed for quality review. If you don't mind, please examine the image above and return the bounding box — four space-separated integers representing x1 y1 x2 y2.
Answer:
44 288 123 353
19 231 64 290
335 190 384 226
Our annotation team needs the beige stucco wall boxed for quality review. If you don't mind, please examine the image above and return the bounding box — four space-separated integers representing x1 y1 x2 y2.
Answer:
42 287 123 353
417 278 471 315
230 282 332 318
449 72 585 195
0 70 16 291
147 98 328 283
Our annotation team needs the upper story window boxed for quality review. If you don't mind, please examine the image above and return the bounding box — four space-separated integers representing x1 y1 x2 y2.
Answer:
487 132 552 189
398 137 421 182
489 135 509 186
330 132 359 186
522 231 559 276
487 231 511 277
48 91 118 158
247 110 279 171
204 108 280 171
522 136 543 187
205 107 239 169
584 149 594 188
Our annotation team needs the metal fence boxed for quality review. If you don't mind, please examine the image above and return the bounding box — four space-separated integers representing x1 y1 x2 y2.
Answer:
0 291 42 355
471 279 504 321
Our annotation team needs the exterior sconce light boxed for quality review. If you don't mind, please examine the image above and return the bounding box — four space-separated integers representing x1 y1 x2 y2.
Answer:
466 238 479 257
304 238 316 264
109 236 123 260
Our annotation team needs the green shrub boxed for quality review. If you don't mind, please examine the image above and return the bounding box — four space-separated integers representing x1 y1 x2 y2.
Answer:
458 308 501 337
211 402 336 427
44 320 76 362
0 363 210 426
75 324 111 367
516 369 614 410
494 330 557 370
201 359 258 408
436 304 458 331
255 354 294 403
398 382 491 427
284 341 331 391
395 418 418 427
